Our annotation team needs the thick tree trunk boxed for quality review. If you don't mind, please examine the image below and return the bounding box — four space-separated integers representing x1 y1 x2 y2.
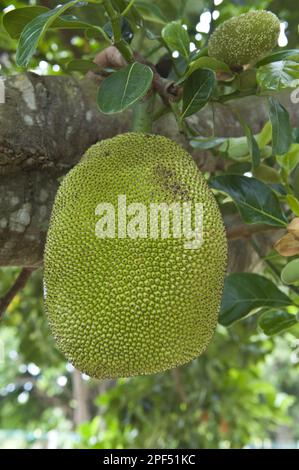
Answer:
0 73 296 267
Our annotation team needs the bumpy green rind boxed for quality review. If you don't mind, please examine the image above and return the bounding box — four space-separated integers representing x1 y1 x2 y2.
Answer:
208 10 280 67
44 133 228 379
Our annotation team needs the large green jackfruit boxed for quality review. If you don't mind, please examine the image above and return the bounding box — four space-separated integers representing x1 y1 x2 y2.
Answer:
44 133 227 379
208 10 280 67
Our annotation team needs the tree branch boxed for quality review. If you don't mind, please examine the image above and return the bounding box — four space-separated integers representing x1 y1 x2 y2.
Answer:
0 267 36 319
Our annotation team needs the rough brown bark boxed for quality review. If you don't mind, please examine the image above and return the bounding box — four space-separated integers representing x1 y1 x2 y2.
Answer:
0 73 296 267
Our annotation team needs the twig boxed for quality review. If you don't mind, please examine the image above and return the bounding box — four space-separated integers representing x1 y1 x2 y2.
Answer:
0 268 36 320
121 0 136 16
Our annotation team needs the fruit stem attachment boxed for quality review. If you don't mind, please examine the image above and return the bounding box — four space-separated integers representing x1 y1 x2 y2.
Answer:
132 95 155 133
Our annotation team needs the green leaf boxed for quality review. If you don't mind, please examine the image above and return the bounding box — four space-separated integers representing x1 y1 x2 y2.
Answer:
190 57 231 73
16 1 81 67
257 60 299 91
268 97 293 156
256 49 299 67
181 69 215 119
190 137 226 150
66 59 97 73
244 124 260 169
162 21 190 58
281 259 299 285
258 310 298 336
3 6 48 39
97 62 153 114
3 6 96 39
236 117 261 169
210 175 287 227
135 1 167 25
276 144 299 172
255 121 272 148
293 128 299 143
286 194 299 217
55 15 108 34
178 57 232 83
219 273 292 327
85 27 111 43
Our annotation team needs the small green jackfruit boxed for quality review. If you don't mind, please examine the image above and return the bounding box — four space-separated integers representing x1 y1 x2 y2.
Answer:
208 10 280 67
44 133 227 379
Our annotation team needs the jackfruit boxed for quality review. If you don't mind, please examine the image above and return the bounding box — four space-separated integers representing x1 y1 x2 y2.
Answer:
44 133 227 379
208 10 280 67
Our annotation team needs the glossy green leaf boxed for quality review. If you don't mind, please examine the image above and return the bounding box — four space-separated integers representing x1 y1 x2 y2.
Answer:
219 273 292 327
237 119 261 169
256 49 299 67
85 27 111 43
268 97 293 156
255 121 272 148
293 128 299 143
253 164 281 184
181 69 215 119
97 62 153 114
162 21 190 58
210 175 287 227
55 15 109 36
3 6 48 39
286 194 299 217
3 6 96 40
276 144 299 172
135 1 167 25
178 57 232 83
227 162 252 175
245 125 260 168
190 56 231 73
258 310 298 336
257 60 299 91
16 1 81 67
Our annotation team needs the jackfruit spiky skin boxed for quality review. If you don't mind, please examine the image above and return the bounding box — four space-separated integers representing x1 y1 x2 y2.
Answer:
208 10 280 67
44 133 227 379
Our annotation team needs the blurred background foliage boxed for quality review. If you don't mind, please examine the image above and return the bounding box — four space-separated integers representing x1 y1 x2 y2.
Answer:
1 0 299 449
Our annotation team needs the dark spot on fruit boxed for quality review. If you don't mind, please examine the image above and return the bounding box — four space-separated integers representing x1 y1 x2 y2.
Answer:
154 164 189 200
